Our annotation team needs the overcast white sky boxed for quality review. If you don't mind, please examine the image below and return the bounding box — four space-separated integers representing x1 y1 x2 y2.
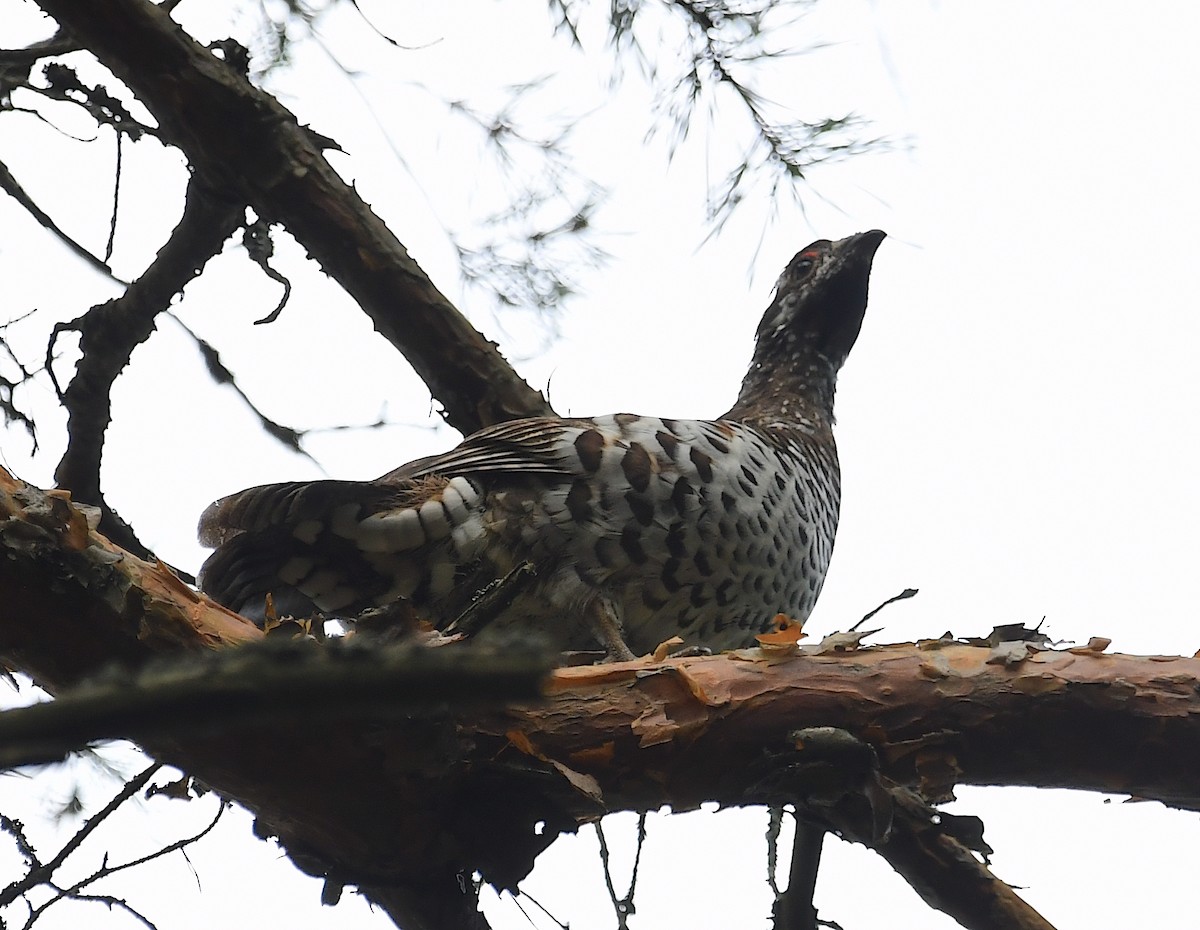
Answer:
1 2 1199 929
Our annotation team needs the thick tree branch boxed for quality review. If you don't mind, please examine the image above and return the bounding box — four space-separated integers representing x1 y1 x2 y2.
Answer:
509 643 1200 811
0 638 549 770
1 465 1194 930
50 177 243 563
33 0 552 436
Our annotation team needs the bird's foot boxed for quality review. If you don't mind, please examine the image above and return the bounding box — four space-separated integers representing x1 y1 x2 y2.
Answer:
586 597 637 662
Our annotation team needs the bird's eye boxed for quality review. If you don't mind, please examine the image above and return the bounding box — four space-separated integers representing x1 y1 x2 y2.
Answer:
792 258 814 277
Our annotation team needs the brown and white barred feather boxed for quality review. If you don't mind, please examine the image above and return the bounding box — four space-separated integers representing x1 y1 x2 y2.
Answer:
197 413 839 653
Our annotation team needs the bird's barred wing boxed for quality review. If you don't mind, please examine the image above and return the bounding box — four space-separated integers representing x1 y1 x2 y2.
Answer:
197 418 600 621
378 417 597 482
197 479 437 620
198 417 592 551
198 480 400 548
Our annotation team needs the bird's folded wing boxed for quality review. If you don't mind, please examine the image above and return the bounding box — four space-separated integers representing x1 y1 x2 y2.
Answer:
197 480 401 547
379 416 603 482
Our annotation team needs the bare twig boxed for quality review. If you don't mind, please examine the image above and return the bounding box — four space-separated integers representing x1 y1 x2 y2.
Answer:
0 156 126 284
445 561 538 637
0 762 161 909
103 131 122 263
166 313 318 466
850 587 918 632
595 815 648 930
242 218 292 325
23 888 158 930
3 764 225 930
512 887 568 930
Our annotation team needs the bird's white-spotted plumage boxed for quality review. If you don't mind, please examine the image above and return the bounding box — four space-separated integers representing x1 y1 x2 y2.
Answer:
198 231 885 654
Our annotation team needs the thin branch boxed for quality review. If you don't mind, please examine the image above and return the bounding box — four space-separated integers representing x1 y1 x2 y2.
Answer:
103 130 122 263
511 887 568 930
594 815 647 930
10 775 223 930
23 889 158 930
0 156 126 284
43 799 225 902
166 313 319 467
49 176 243 562
0 762 160 908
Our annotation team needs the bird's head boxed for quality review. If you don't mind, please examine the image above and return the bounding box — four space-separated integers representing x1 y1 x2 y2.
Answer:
755 229 886 370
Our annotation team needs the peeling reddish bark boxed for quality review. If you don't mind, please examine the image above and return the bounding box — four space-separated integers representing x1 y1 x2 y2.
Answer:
490 640 1200 810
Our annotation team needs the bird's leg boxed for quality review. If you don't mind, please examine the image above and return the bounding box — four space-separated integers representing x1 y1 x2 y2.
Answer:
586 596 637 662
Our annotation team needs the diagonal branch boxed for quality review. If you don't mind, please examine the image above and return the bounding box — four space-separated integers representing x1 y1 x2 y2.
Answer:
0 156 127 284
33 0 553 436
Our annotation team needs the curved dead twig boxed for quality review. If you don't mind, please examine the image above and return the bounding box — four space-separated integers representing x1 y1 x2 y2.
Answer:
165 313 318 466
0 157 126 284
